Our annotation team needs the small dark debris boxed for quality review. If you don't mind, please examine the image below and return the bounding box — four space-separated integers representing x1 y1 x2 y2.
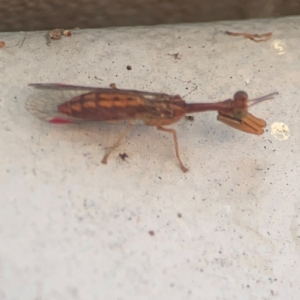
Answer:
110 83 117 89
64 30 72 37
177 213 182 218
126 65 132 70
119 153 128 161
46 29 71 46
148 230 155 236
167 52 181 60
185 115 194 121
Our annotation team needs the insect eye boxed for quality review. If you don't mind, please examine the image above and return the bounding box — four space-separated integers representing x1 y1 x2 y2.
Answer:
233 91 248 110
234 91 248 101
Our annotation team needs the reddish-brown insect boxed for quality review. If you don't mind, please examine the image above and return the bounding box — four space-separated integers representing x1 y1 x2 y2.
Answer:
26 83 277 172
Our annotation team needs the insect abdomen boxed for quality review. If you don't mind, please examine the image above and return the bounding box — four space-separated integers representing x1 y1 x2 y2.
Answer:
58 92 187 123
58 92 148 121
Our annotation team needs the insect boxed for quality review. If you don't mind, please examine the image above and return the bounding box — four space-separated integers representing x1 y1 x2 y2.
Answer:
26 83 278 172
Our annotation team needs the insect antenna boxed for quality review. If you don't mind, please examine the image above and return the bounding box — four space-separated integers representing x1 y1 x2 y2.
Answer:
248 92 278 107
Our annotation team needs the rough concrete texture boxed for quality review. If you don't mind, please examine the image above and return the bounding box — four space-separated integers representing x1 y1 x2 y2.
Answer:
0 16 299 299
0 0 299 31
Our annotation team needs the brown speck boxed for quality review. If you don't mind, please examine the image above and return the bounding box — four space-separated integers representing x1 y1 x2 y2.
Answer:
110 83 117 89
126 65 132 70
148 230 155 236
63 30 72 37
185 115 194 121
177 213 182 218
167 52 181 60
46 28 71 45
119 153 128 161
0 41 5 48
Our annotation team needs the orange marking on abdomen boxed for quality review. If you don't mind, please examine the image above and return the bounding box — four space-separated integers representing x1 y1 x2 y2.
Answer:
96 94 143 108
71 102 82 112
83 101 97 109
58 92 149 120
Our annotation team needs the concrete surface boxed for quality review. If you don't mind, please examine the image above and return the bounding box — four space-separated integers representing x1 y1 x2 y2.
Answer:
0 0 298 31
0 16 299 300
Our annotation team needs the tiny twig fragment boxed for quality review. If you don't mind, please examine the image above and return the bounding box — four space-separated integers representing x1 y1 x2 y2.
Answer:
19 32 27 48
225 31 272 42
167 52 182 60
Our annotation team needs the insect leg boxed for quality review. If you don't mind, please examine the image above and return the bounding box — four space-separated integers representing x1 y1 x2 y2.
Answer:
101 121 134 164
156 126 188 173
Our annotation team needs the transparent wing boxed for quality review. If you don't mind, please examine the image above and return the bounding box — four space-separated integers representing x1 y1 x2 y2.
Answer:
26 85 98 123
28 83 168 97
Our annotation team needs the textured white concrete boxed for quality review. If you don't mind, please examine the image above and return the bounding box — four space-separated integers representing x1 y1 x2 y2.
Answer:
0 17 299 300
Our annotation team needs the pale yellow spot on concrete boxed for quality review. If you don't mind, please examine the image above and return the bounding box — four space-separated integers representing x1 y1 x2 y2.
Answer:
271 122 290 141
272 40 286 55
